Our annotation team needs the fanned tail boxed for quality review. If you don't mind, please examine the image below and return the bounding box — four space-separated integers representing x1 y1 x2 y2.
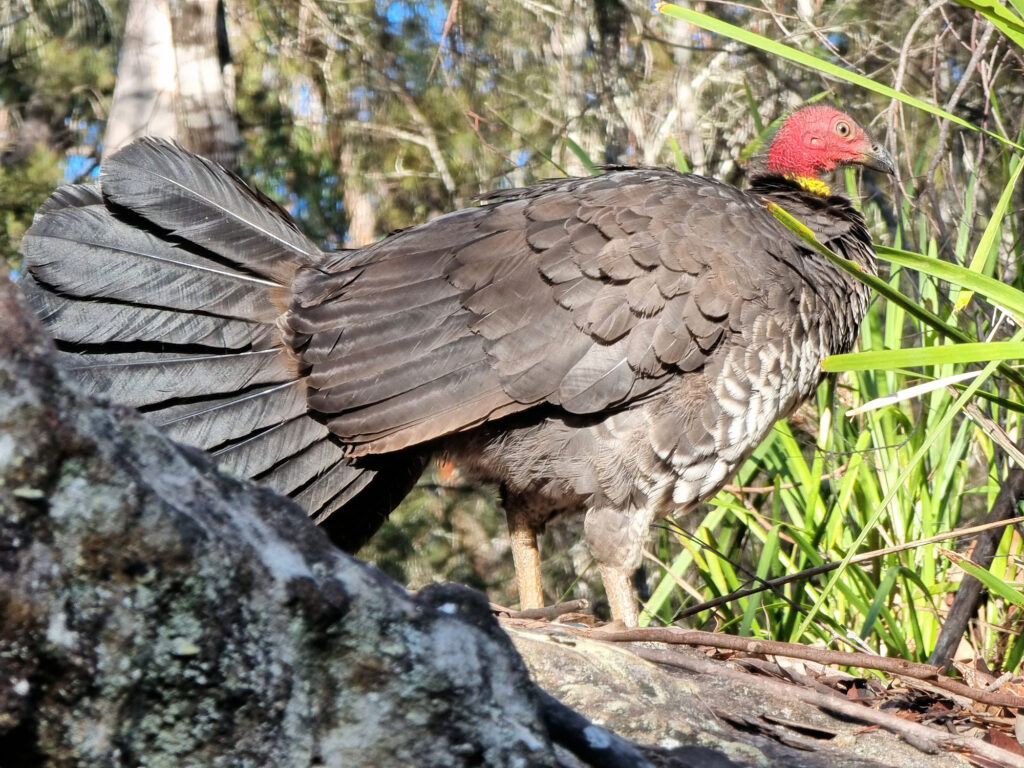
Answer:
20 139 384 547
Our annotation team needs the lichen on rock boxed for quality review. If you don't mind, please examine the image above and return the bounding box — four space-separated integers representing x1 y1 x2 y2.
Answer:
0 272 565 768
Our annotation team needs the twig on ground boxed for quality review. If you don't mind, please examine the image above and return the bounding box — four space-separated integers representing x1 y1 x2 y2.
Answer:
491 599 590 620
577 626 1024 710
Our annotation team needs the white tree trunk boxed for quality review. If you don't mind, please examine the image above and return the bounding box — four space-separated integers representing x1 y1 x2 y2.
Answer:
104 0 239 168
103 0 178 154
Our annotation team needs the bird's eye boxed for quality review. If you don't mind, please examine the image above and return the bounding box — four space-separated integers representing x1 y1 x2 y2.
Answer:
835 121 851 137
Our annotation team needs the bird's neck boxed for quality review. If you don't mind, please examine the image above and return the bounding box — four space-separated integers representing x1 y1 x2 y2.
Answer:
783 173 830 196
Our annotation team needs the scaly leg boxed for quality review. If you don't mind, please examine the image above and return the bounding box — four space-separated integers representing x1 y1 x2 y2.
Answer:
599 563 640 627
506 506 544 610
585 504 647 626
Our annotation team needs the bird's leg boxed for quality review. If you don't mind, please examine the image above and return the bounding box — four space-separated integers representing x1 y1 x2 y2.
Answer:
506 506 545 610
598 564 640 627
585 504 652 627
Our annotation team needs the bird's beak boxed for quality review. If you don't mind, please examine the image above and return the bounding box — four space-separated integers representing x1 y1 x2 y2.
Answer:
859 142 896 175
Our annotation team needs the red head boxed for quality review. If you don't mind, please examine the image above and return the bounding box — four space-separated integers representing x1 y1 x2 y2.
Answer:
766 105 894 179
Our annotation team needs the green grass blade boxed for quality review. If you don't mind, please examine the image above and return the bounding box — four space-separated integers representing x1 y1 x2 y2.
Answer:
878 245 1024 322
939 546 1024 609
954 155 1024 311
742 81 764 134
952 0 1024 49
860 566 900 640
564 136 600 175
796 337 1019 638
953 172 977 264
1006 630 1024 672
667 137 690 173
824 342 1024 372
741 528 778 638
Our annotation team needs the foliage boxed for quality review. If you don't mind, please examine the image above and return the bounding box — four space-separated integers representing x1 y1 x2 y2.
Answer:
0 144 62 265
228 1 696 245
0 2 119 266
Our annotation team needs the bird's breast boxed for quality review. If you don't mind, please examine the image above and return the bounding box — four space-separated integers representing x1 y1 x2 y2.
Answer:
660 281 864 511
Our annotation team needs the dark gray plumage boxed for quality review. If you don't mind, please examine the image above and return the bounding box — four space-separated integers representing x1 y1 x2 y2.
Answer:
21 106 891 624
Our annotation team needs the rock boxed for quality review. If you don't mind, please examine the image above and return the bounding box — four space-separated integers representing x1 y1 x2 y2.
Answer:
0 271 568 767
510 625 972 768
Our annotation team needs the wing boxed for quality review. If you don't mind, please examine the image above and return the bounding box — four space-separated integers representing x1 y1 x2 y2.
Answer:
286 169 790 455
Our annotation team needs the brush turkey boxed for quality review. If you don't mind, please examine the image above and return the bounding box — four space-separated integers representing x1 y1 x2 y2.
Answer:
20 104 894 625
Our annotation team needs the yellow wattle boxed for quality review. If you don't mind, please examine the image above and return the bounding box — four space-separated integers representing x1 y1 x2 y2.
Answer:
785 174 830 196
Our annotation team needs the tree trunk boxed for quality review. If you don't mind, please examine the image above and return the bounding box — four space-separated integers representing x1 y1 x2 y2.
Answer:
340 143 378 247
104 0 239 168
168 0 240 168
103 0 178 154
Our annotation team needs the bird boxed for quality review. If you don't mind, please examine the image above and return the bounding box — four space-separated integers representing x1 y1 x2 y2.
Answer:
20 104 893 626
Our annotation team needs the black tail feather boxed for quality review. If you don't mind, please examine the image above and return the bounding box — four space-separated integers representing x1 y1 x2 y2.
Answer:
153 380 309 451
213 417 331 482
102 138 321 283
20 141 408 550
53 348 287 408
20 275 272 348
257 444 358 502
24 202 282 323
